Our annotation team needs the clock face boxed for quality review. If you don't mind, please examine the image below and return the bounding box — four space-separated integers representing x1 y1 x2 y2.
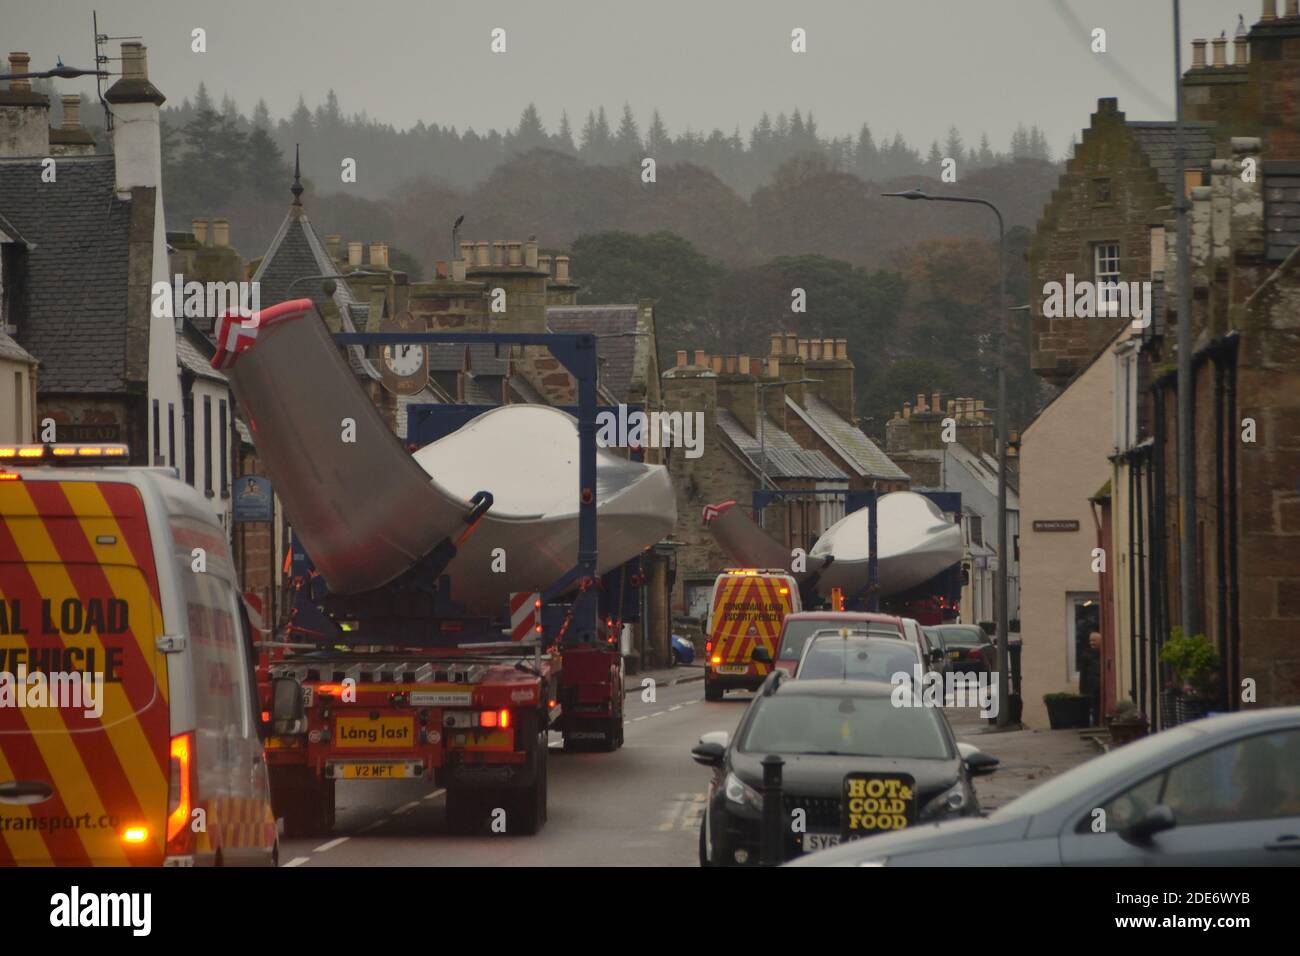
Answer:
383 342 425 377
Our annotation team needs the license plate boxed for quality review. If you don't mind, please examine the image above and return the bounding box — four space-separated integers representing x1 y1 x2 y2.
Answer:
334 715 414 748
803 832 841 851
338 762 419 779
715 664 748 674
949 651 962 659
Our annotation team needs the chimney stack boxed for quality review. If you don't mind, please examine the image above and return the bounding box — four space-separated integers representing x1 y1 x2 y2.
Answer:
524 237 538 269
1262 0 1277 20
211 218 230 248
191 218 209 246
693 350 706 367
103 42 166 193
1191 39 1207 69
347 241 363 267
326 234 341 261
0 52 51 158
451 258 466 281
369 242 388 268
1211 35 1228 68
676 350 688 367
60 94 81 129
7 52 31 91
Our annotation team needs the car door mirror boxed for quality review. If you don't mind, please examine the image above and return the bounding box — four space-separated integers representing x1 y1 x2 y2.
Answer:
691 741 726 768
929 648 944 664
270 677 306 735
1121 804 1177 845
963 750 1000 775
752 646 772 664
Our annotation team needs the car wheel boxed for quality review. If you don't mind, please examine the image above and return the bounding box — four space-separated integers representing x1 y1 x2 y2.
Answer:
699 813 713 867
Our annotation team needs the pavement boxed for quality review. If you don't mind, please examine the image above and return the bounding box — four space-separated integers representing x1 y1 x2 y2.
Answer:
624 663 704 694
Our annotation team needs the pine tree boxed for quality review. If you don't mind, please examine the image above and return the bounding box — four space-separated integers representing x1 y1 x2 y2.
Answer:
252 98 271 130
978 132 994 166
646 109 670 158
927 139 943 169
555 110 576 153
854 123 877 179
614 103 641 160
511 102 547 155
193 81 214 115
944 125 963 164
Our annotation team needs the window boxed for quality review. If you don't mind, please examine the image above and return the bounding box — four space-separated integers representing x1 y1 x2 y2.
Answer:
1149 226 1166 276
1096 730 1300 831
219 399 229 499
152 398 160 465
12 371 23 442
1093 243 1121 317
1092 178 1112 204
969 514 984 548
202 394 213 498
168 404 176 469
1114 347 1139 452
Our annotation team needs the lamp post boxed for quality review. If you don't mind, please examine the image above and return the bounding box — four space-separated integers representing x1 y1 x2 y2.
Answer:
884 187 1010 728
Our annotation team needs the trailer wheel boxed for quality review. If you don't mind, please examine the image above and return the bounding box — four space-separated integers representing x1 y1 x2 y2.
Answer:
275 769 335 839
444 786 480 834
507 721 548 835
704 679 723 702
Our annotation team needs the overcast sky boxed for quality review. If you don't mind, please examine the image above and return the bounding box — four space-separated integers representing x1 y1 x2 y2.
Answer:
2 0 1243 156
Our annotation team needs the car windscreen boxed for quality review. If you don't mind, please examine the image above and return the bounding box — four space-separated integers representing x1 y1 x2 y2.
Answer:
937 626 990 648
799 638 920 682
739 693 951 759
778 620 899 659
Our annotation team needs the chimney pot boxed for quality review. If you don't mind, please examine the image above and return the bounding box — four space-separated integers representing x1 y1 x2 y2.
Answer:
524 237 538 269
725 355 737 374
931 391 941 413
916 392 927 412
369 241 388 268
326 234 341 261
1288 0 1299 16
347 241 363 267
120 42 148 81
767 356 780 377
836 338 848 360
694 350 707 367
452 258 466 281
459 240 474 263
191 218 209 245
211 218 230 248
475 241 490 267
1234 35 1249 65
554 255 571 283
798 339 810 360
784 332 797 355
676 349 688 367
435 261 448 279
1191 39 1208 69
710 355 723 373
1211 36 1228 68
770 332 783 356
492 241 506 267
903 402 911 420
7 52 31 91
538 254 552 276
739 354 752 376
507 240 522 267
975 399 986 418
60 95 81 129
1262 0 1277 20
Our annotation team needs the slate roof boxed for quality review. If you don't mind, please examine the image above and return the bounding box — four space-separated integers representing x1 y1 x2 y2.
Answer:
716 408 846 481
251 204 380 381
547 305 640 403
1126 122 1217 200
0 156 136 393
788 393 909 481
0 330 36 365
177 322 227 383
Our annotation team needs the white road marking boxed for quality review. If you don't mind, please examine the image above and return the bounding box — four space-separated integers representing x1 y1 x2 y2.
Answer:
359 819 387 833
313 836 349 853
283 856 310 867
648 711 665 718
630 715 648 722
395 800 421 814
669 704 683 711
422 788 446 801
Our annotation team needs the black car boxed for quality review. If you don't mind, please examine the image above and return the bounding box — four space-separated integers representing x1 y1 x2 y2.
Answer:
691 674 999 866
926 624 995 675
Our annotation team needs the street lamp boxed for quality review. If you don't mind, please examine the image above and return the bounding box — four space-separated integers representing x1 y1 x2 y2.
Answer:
884 187 1011 728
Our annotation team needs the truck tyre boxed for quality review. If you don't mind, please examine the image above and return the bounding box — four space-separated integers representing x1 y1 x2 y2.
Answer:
507 720 548 835
704 679 723 702
275 769 334 838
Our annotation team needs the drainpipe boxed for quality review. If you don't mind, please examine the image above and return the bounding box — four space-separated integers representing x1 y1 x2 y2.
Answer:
1135 452 1147 718
1150 378 1170 731
1214 351 1228 710
1224 333 1241 708
1128 453 1139 710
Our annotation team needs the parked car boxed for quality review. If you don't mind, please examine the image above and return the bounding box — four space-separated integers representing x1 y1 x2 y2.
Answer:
926 624 995 675
670 634 696 666
901 617 945 677
774 611 906 675
691 674 998 866
790 707 1300 867
795 632 924 684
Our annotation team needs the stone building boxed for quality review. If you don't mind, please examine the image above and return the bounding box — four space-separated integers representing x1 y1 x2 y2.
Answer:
1022 3 1300 726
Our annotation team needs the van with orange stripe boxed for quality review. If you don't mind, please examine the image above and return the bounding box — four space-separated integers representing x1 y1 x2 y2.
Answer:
703 569 800 701
0 445 277 866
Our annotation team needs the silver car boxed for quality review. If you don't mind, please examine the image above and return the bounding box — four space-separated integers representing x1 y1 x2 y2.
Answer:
790 707 1300 866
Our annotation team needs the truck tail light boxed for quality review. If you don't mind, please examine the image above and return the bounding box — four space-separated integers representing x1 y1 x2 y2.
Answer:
479 709 510 729
166 731 197 856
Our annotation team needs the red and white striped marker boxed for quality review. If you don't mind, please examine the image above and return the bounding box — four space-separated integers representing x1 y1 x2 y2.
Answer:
509 591 542 642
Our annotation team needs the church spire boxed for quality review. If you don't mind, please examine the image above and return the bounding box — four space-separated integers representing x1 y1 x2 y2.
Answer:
291 143 304 206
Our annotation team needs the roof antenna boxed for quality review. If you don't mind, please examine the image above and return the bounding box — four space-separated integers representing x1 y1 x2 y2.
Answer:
291 144 304 205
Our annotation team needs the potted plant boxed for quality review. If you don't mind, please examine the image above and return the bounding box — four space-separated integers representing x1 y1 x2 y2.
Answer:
1159 628 1219 725
1106 699 1148 745
1043 692 1091 730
